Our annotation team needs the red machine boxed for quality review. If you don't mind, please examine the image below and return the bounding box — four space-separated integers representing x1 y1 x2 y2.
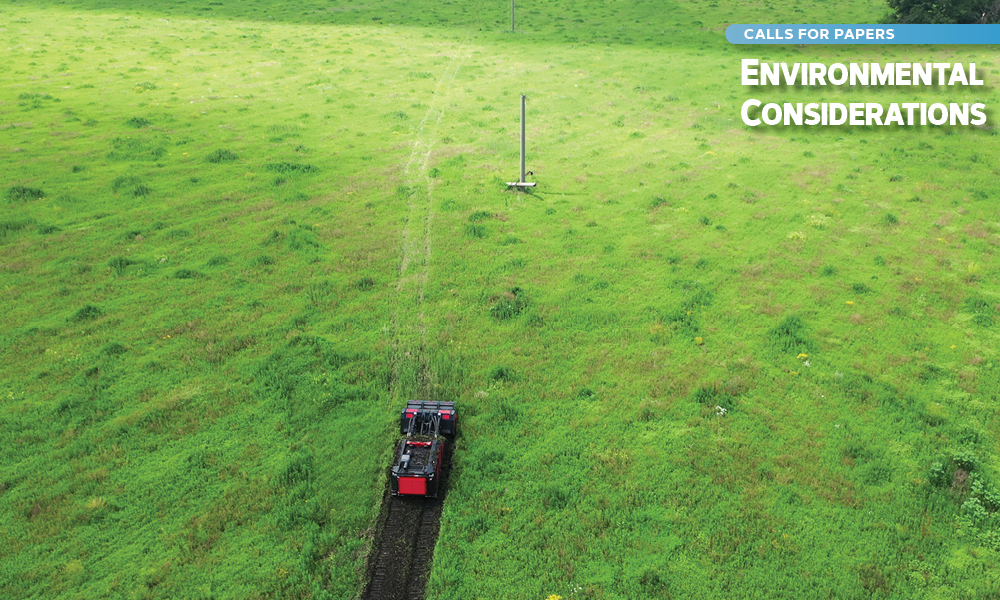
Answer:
390 401 456 498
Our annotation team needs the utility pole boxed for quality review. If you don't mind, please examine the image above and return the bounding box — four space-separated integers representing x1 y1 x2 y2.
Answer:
520 93 526 182
507 94 536 189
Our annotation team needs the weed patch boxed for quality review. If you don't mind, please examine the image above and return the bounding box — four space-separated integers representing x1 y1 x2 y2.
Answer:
489 287 528 321
108 256 135 275
265 162 318 174
6 186 44 202
107 137 165 161
174 269 201 279
0 218 36 237
766 314 816 355
250 254 276 268
70 304 103 322
206 149 239 163
488 366 519 383
691 380 741 412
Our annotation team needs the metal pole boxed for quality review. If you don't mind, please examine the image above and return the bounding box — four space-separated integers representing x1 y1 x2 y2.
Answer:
520 94 526 183
511 0 515 33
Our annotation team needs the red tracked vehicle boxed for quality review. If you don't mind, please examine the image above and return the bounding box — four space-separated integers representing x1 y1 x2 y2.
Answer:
389 401 456 498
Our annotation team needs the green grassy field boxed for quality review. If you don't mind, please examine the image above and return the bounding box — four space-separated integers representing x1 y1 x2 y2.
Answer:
3 0 1000 598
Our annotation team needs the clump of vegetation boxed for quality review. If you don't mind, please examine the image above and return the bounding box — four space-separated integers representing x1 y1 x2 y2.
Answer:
7 186 45 202
692 380 743 412
70 304 103 322
108 256 135 275
125 116 151 128
649 196 670 211
174 269 200 279
489 287 528 321
964 295 995 326
766 314 816 355
107 137 165 161
355 277 376 291
465 224 486 238
250 254 275 267
488 366 519 383
1 218 36 237
102 342 128 357
206 149 239 163
265 162 318 173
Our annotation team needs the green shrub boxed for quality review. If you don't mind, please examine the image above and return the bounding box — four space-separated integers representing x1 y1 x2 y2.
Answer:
125 116 151 128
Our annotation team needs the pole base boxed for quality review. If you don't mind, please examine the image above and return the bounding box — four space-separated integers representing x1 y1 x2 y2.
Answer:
506 182 537 188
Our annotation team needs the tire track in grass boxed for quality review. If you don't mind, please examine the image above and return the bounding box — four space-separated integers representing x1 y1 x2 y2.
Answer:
366 37 471 600
390 40 469 398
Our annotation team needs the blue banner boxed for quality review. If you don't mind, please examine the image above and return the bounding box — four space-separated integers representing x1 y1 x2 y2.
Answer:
727 24 1000 44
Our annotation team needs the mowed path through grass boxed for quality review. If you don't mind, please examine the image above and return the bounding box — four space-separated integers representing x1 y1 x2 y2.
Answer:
392 28 477 398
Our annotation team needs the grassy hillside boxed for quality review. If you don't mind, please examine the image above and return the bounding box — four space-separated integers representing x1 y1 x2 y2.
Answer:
3 0 1000 598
